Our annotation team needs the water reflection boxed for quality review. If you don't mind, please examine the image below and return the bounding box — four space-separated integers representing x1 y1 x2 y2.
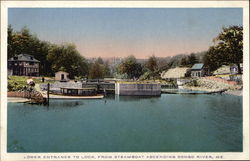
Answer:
206 95 242 151
113 95 161 102
8 94 242 152
47 100 84 108
8 139 26 152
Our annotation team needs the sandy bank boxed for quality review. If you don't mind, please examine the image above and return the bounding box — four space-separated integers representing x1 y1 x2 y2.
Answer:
8 97 30 103
182 86 226 92
224 90 242 96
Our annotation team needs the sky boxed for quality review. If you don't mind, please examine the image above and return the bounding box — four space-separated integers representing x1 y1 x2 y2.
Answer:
8 8 242 59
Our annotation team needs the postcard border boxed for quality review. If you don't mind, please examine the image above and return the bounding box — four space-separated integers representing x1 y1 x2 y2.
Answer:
1 1 249 160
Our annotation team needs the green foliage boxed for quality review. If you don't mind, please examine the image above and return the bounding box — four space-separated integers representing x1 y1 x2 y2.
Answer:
117 55 143 79
187 53 198 66
87 59 112 79
203 47 222 71
97 57 104 64
113 72 128 79
8 26 89 77
180 57 188 67
7 76 42 91
8 25 52 76
185 79 198 87
47 44 88 78
89 61 104 79
145 55 158 72
103 62 111 77
204 25 243 73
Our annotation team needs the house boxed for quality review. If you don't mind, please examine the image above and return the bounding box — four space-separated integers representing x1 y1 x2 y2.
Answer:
212 64 243 82
190 63 209 77
55 71 70 82
213 64 243 75
230 64 243 74
8 54 40 76
161 67 190 79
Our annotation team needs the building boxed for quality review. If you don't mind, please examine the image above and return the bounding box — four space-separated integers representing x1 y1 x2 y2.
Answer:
191 63 209 77
213 64 243 75
230 64 243 74
55 71 70 82
161 67 190 79
8 54 40 76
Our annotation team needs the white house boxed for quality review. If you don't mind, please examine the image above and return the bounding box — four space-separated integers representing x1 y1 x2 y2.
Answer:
55 71 70 82
190 63 209 77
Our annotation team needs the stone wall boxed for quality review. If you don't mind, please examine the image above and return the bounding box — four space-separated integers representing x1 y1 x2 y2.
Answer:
8 91 44 103
115 83 161 96
40 82 82 90
8 91 30 98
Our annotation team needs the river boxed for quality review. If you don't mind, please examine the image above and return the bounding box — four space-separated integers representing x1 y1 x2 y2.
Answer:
7 94 242 152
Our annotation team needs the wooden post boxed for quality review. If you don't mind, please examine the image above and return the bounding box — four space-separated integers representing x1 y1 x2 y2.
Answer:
47 83 50 105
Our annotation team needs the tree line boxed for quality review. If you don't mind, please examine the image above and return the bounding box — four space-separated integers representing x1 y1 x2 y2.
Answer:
8 25 243 80
8 25 88 78
203 25 243 73
113 25 243 79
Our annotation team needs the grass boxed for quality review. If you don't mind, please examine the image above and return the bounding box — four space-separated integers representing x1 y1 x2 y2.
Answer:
8 76 54 91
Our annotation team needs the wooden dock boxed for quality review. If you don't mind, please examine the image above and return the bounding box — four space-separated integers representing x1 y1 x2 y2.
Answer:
45 94 104 99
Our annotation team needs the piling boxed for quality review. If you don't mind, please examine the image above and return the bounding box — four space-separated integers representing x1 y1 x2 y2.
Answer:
47 83 50 105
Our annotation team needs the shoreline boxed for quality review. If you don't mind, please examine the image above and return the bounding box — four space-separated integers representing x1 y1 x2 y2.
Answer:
8 97 30 103
223 89 242 96
183 86 242 96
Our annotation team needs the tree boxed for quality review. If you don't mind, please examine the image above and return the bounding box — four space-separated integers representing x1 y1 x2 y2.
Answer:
117 55 143 79
47 44 88 78
103 62 111 77
204 25 243 73
187 53 197 66
7 26 90 77
97 57 104 64
7 25 14 59
180 57 188 66
146 55 158 72
7 26 53 76
89 61 104 79
203 47 222 71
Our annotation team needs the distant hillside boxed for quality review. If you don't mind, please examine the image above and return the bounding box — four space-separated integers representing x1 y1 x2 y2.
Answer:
157 51 207 71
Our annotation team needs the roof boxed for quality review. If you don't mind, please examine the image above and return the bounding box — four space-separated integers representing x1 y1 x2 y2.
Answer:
191 63 204 70
55 71 69 74
8 54 40 63
161 67 189 79
213 65 230 75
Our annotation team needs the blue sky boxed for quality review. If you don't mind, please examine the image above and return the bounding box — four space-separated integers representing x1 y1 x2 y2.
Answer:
8 8 243 58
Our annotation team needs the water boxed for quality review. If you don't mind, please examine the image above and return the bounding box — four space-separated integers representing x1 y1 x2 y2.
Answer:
7 94 242 152
162 88 211 94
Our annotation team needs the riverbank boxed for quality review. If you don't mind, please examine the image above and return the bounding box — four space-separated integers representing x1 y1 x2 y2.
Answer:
8 97 30 103
182 77 242 95
224 89 242 96
181 86 242 96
